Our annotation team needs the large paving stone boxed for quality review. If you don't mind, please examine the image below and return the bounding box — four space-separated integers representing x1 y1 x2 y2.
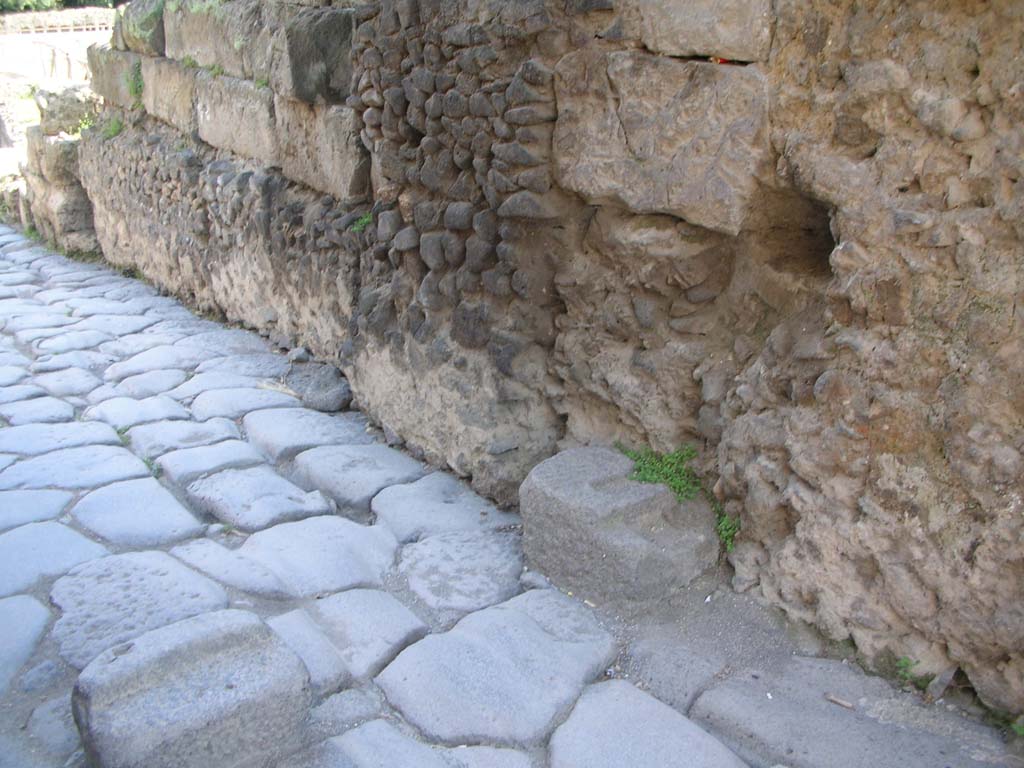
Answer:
73 610 312 768
689 656 1012 768
165 372 274 402
0 365 27 385
70 477 204 547
0 396 75 425
0 595 50 694
35 329 111 354
399 531 523 625
32 350 118 373
0 445 150 490
34 367 103 397
26 693 79 759
84 395 191 430
519 447 717 605
0 489 73 531
50 551 228 668
0 421 120 455
0 522 108 597
195 352 291 378
116 368 188 398
550 680 745 768
127 417 240 459
69 313 156 336
169 538 292 599
104 344 220 381
190 387 301 420
243 408 374 462
186 465 332 531
157 439 265 485
239 516 398 598
0 383 46 404
376 589 617 746
292 445 426 521
372 472 521 543
267 609 352 696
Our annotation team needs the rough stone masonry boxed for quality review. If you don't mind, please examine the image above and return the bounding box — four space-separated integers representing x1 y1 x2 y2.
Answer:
8 0 1023 724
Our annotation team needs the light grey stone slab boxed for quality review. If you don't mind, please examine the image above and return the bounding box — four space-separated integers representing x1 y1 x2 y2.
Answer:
0 490 73 531
373 472 521 543
0 269 37 286
0 595 50 694
115 369 188 398
550 680 745 768
0 444 149 493
0 365 26 386
0 396 74 425
84 383 120 404
72 609 312 768
14 324 68 344
0 522 108 597
190 387 301 420
165 372 274 402
0 383 46 404
449 746 534 768
186 465 332 531
0 350 32 366
2 313 76 333
31 350 118 373
66 297 157 317
35 329 112 354
195 353 291 378
243 408 374 462
175 329 270 354
27 693 79 758
157 439 266 486
169 538 292 599
0 421 121 455
399 531 523 624
376 589 617 746
84 395 191 429
333 720 450 768
33 367 103 397
311 589 428 680
71 477 204 547
99 332 183 358
0 454 15 471
306 688 386 742
104 345 220 381
292 445 426 521
127 417 240 459
689 657 1012 768
50 550 228 668
68 313 156 336
239 516 398 598
267 609 351 696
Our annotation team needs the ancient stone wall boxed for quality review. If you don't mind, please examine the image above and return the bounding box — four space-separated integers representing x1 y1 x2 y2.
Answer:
76 0 1023 715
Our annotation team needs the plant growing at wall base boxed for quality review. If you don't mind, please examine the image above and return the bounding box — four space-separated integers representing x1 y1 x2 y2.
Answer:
895 657 934 691
349 212 373 233
102 116 124 140
127 61 144 108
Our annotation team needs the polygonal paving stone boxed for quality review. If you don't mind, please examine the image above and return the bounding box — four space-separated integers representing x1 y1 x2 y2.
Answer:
376 589 617 746
157 439 266 486
71 477 204 547
239 516 399 598
373 472 521 543
31 350 118 373
267 609 352 696
68 313 156 336
35 329 112 354
0 445 149 490
72 609 312 768
14 324 69 344
2 313 76 333
33 367 103 397
399 532 523 625
243 408 375 462
0 365 26 386
115 369 188 398
190 387 301 420
0 595 50 694
195 353 291 378
50 551 228 668
0 522 108 597
0 396 74 425
0 421 121 455
0 383 46 404
0 454 15 471
99 332 183 358
186 465 332 531
309 589 428 680
127 417 240 459
0 490 73 531
551 681 745 768
84 395 191 429
26 693 79 759
176 329 270 354
292 445 426 521
165 372 273 402
104 345 220 381
169 539 292 599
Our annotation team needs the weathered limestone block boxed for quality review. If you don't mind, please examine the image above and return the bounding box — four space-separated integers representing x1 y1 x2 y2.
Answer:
121 0 166 56
195 72 277 163
519 447 717 605
553 50 770 235
87 45 142 109
270 6 354 103
33 86 99 137
25 128 79 185
141 56 197 133
621 0 772 62
72 610 312 768
274 97 368 201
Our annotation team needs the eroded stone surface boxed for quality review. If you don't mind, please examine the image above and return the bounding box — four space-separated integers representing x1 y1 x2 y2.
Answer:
169 538 293 600
157 439 265 485
0 421 120 456
243 408 374 462
186 465 332 531
190 387 301 420
84 395 191 430
128 417 240 459
0 396 74 425
70 477 204 547
0 445 149 490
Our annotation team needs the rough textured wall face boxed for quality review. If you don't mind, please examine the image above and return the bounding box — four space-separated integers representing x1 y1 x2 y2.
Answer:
78 0 1024 714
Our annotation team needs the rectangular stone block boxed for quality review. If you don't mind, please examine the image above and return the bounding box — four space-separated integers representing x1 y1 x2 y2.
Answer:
141 56 197 133
196 72 277 163
624 0 772 62
270 6 354 104
87 44 141 109
274 96 368 201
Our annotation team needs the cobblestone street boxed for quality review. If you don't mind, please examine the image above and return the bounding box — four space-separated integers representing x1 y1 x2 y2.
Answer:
0 225 1017 768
